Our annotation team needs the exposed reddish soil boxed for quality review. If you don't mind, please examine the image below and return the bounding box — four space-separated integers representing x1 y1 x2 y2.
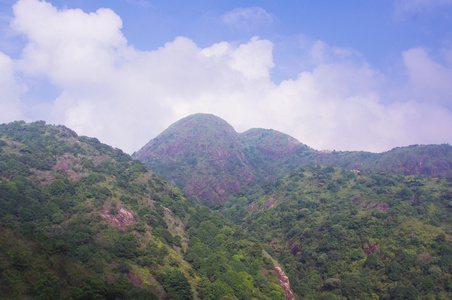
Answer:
268 240 278 248
280 241 303 256
127 272 142 286
351 195 362 203
363 244 378 255
98 202 135 232
265 198 273 209
104 275 116 284
55 154 81 181
274 266 295 300
363 201 388 210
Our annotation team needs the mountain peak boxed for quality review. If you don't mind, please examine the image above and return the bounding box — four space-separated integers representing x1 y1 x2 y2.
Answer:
133 114 312 205
133 114 255 205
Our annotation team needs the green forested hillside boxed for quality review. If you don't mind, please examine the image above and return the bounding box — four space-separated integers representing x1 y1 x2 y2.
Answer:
220 166 452 299
0 121 285 300
3 119 452 300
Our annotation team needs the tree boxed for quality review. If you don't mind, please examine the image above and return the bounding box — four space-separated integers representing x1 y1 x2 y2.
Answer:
324 278 341 290
162 269 193 300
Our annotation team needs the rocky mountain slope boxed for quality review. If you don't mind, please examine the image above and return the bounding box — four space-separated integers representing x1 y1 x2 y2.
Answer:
133 114 256 206
133 114 314 206
0 120 288 299
134 114 452 206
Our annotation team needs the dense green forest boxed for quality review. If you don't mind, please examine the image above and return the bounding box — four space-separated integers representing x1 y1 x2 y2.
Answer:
2 120 452 299
0 121 285 299
220 166 452 299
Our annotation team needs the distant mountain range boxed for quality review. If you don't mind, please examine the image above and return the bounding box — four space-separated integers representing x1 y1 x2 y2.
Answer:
133 113 452 205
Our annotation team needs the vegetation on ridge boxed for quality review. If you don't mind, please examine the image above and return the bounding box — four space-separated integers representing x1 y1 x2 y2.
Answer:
134 114 452 207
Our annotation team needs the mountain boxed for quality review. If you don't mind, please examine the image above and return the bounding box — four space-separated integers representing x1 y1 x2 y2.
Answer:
0 120 288 300
3 119 451 299
134 114 452 206
239 127 314 182
220 165 452 299
295 144 452 177
133 114 256 206
133 113 314 206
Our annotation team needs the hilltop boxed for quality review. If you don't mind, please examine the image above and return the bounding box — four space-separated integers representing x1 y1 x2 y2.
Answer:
133 114 314 205
134 114 452 205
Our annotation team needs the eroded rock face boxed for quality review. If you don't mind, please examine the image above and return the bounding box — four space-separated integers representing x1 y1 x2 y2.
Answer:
274 266 295 300
98 202 135 232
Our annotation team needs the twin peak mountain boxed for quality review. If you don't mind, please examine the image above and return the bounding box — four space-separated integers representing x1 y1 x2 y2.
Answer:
132 113 452 206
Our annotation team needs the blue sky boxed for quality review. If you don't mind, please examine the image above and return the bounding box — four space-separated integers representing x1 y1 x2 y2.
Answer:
0 0 452 153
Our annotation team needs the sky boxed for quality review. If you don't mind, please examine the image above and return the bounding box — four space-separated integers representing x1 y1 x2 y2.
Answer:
0 0 452 154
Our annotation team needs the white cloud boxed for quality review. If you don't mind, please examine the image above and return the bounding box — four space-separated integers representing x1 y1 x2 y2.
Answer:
402 47 452 105
0 51 25 122
222 7 275 29
12 0 126 87
3 0 452 154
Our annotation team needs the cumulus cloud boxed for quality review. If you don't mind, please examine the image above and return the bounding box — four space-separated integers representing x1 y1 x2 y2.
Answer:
12 0 126 86
3 0 452 153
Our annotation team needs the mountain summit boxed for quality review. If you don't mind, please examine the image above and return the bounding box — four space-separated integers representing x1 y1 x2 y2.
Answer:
133 114 254 205
133 114 312 205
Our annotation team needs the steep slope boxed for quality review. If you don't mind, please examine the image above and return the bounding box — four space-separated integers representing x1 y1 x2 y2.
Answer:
0 120 287 300
220 166 452 299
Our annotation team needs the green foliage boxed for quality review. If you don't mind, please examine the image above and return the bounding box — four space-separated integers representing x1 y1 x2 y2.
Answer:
0 122 180 298
4 120 452 300
152 227 174 246
112 233 139 259
158 269 193 299
220 165 452 299
0 121 287 300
